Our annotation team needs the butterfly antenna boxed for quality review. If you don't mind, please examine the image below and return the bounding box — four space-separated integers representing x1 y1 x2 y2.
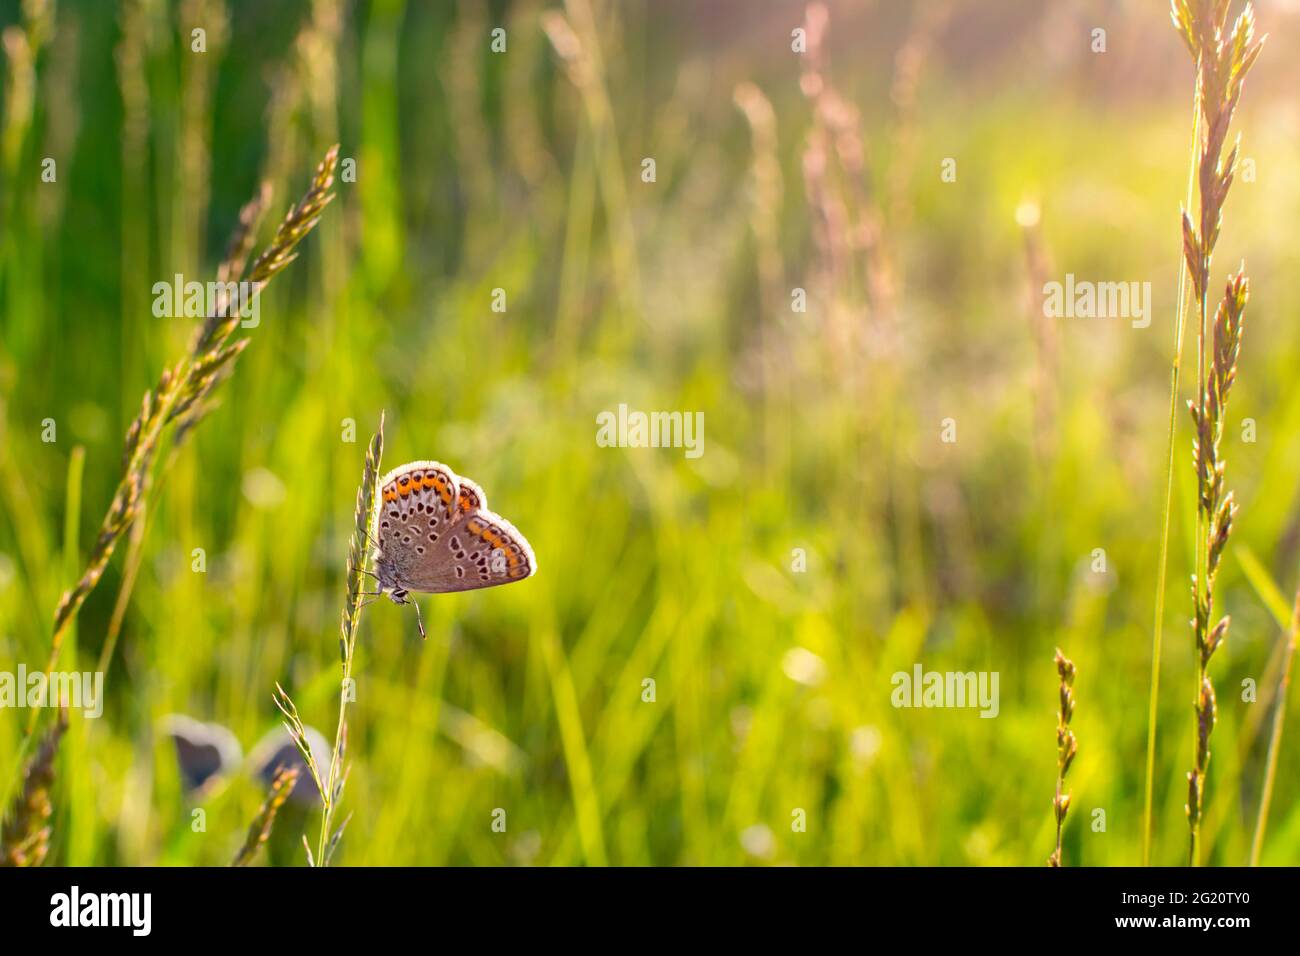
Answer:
412 599 426 641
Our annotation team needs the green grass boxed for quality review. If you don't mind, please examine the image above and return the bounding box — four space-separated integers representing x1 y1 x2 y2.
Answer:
0 0 1297 866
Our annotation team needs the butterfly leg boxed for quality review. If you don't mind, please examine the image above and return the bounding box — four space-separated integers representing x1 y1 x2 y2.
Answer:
360 527 384 554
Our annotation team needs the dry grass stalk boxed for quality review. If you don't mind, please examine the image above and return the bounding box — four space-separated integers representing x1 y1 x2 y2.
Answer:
274 413 384 866
541 1 642 322
272 684 328 799
798 3 897 365
733 82 784 321
1170 0 1264 866
231 765 300 867
886 1 951 240
734 81 792 479
1048 650 1077 867
34 146 339 737
1017 200 1057 456
0 708 68 866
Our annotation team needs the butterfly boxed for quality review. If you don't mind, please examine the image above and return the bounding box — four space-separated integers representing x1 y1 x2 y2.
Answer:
365 460 536 637
161 714 242 795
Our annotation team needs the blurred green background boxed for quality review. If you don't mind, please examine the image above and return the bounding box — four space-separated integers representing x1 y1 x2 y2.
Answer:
1 0 1298 865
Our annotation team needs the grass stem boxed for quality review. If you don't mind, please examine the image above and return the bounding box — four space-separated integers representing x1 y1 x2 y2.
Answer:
1249 589 1299 865
315 413 384 866
1143 80 1200 866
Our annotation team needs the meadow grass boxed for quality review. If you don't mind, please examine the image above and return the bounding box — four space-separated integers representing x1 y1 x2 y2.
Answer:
1250 585 1298 865
231 764 297 867
0 0 1297 867
273 412 383 867
1168 0 1264 866
1142 68 1200 871
0 707 65 865
0 141 339 832
1048 649 1076 867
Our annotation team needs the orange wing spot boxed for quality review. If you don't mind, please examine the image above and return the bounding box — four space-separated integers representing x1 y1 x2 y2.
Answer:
383 489 397 502
476 526 521 567
398 478 413 496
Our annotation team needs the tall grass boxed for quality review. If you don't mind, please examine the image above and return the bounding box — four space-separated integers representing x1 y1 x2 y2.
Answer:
231 765 298 867
1048 650 1077 867
32 145 338 710
274 413 382 867
2 0 1298 868
1 143 339 818
1167 0 1263 866
317 414 384 864
1142 67 1200 871
1250 587 1299 865
0 707 66 866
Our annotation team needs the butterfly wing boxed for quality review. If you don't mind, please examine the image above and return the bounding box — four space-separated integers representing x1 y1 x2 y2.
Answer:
377 464 536 595
376 461 460 589
455 475 486 514
402 506 536 593
378 460 460 522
